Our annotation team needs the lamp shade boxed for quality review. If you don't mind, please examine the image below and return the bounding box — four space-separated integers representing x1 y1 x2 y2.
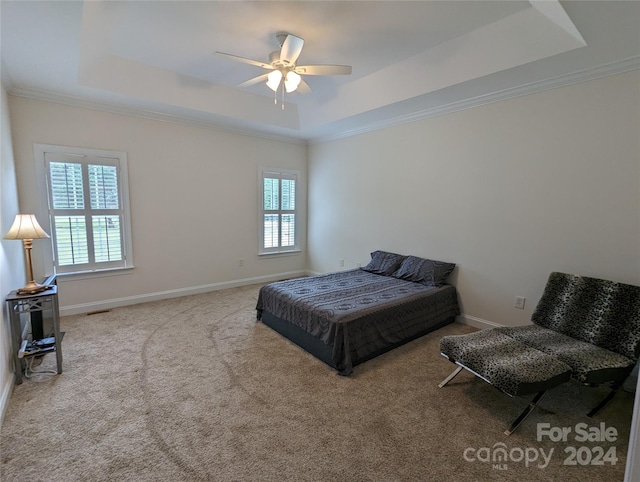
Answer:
4 214 50 240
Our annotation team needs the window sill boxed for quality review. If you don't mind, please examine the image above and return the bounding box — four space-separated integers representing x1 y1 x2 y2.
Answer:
258 250 301 258
55 266 135 282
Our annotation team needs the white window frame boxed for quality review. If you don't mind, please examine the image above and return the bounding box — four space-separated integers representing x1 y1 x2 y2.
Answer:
34 143 134 278
259 167 300 255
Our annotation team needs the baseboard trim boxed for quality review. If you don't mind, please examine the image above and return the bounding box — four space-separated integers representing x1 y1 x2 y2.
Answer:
59 276 508 327
456 314 504 330
59 270 310 316
0 376 14 433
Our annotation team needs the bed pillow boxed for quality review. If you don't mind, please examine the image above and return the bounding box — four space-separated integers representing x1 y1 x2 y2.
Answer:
391 256 455 286
361 250 406 276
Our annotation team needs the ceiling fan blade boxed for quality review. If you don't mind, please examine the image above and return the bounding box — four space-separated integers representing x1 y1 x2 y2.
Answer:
238 73 270 88
280 34 304 65
296 79 312 94
215 51 271 69
296 64 352 76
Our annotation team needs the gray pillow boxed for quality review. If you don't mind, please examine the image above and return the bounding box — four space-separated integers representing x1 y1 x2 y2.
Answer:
392 256 455 286
362 250 406 276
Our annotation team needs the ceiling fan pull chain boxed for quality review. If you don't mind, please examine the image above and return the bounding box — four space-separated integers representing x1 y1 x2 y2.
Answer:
281 81 285 110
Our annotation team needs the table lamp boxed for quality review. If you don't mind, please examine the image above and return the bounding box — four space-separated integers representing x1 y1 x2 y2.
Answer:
3 214 51 294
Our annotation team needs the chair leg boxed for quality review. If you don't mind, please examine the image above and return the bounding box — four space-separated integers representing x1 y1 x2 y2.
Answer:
504 390 547 436
438 366 463 388
587 382 623 418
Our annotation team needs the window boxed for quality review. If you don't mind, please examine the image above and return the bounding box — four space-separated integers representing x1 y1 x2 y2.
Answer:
34 144 134 275
260 168 299 254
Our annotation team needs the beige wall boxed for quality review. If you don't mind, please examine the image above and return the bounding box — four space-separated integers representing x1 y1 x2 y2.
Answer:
308 70 640 328
1 84 25 425
8 97 308 313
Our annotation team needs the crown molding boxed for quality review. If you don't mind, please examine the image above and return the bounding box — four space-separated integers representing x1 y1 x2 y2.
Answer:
7 56 638 147
6 87 307 146
309 56 640 145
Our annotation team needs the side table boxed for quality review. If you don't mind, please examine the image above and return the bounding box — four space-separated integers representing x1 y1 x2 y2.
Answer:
6 284 63 384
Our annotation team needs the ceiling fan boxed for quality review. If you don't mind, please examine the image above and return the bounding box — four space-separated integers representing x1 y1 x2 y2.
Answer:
216 32 352 105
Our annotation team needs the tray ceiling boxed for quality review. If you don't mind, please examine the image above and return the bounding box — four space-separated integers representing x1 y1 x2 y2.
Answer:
1 1 638 142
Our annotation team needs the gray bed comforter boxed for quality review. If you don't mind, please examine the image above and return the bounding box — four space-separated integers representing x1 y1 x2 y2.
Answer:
256 269 460 374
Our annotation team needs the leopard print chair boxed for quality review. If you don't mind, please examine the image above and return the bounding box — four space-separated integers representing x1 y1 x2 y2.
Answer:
439 272 640 435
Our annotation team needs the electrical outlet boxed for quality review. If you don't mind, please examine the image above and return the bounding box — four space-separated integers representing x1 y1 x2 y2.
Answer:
239 258 244 267
515 296 526 309
339 259 345 267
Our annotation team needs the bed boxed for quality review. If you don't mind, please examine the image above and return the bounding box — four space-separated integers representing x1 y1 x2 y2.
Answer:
256 251 460 375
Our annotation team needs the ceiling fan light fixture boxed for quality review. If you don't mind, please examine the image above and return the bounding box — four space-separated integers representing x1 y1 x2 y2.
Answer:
266 70 283 91
284 71 301 93
217 32 352 105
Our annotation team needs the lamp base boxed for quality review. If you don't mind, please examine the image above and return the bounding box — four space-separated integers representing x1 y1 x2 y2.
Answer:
16 281 50 295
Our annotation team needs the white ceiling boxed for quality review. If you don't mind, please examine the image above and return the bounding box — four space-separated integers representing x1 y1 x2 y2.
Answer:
1 1 639 142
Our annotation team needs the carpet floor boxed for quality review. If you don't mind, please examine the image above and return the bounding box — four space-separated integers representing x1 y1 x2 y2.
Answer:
0 284 635 481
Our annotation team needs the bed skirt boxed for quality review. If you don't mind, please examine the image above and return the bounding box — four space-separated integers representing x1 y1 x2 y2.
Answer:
260 310 456 375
